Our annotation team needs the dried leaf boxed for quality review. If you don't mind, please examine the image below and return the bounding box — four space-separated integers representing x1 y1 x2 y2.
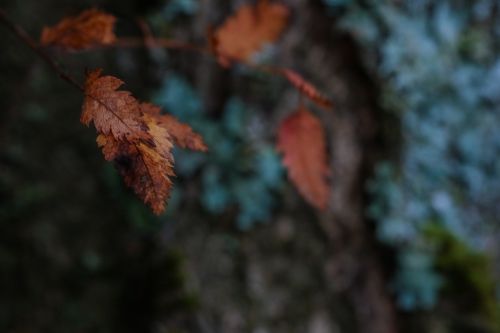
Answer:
277 107 330 210
281 69 332 109
141 103 208 151
206 25 232 68
40 8 116 50
97 118 175 215
81 69 147 140
214 0 289 61
83 70 207 214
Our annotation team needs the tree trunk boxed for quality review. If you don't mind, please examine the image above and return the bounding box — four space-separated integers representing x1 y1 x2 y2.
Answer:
281 1 399 332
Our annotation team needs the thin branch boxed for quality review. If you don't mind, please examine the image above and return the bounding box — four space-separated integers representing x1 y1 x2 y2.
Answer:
0 8 84 92
135 18 156 48
111 37 209 54
0 8 263 80
0 7 329 110
0 8 137 131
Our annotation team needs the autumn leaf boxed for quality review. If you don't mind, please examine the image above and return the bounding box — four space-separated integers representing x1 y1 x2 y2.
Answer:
81 69 148 140
96 119 175 215
277 106 330 210
40 8 116 50
140 103 208 151
82 69 207 214
281 69 332 109
214 0 290 61
206 25 232 68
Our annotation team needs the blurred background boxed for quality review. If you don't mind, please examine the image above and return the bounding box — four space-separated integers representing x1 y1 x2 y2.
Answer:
2 0 500 332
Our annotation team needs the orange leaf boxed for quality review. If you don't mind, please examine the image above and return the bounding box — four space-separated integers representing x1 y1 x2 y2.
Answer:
214 0 290 61
281 69 332 109
97 119 175 215
81 69 148 140
141 103 208 152
82 70 207 214
40 8 116 50
277 107 330 210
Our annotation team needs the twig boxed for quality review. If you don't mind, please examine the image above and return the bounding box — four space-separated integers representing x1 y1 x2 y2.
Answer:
0 8 144 131
0 8 84 92
135 19 156 48
0 8 264 83
102 36 279 77
0 8 328 110
110 37 208 54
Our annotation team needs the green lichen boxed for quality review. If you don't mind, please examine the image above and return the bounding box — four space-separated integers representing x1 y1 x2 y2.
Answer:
425 224 500 331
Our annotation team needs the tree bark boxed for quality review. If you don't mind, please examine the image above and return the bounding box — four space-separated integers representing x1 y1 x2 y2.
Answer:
281 1 399 332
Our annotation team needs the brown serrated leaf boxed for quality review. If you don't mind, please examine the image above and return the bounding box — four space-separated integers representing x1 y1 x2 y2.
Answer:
81 69 147 140
84 70 207 214
214 0 289 61
281 69 332 109
277 106 330 210
141 103 207 151
40 8 116 50
97 115 175 215
96 133 121 161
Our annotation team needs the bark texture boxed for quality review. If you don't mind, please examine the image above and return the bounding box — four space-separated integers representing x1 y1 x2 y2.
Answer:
280 1 399 332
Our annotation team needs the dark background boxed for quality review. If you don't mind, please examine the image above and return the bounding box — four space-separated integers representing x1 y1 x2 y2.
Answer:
1 0 500 332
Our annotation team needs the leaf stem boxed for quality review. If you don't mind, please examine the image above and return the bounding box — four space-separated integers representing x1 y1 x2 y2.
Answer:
0 8 330 110
112 37 208 54
0 8 138 132
0 8 85 92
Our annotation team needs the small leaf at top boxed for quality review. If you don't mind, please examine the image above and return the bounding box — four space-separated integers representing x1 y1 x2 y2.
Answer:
40 8 116 50
214 0 290 62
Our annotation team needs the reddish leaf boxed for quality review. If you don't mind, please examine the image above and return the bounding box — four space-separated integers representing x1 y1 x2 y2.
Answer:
214 0 290 61
40 8 116 50
277 107 330 210
82 69 207 214
140 103 208 152
96 117 175 215
281 69 332 109
81 69 147 140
